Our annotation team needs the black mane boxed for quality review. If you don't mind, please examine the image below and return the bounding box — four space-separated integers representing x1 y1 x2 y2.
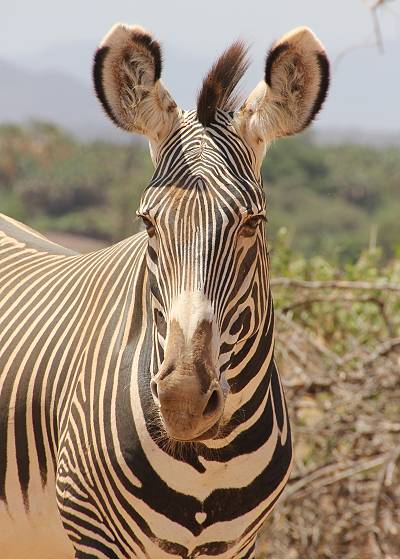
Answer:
196 40 249 126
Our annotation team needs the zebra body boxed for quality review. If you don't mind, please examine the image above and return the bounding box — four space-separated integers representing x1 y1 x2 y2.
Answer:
0 24 329 559
0 211 289 559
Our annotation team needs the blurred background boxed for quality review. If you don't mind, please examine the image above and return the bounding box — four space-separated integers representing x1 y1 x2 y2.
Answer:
1 0 400 258
1 1 399 557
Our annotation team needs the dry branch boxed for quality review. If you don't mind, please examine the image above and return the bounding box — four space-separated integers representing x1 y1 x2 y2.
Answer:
271 278 400 291
260 270 400 558
333 1 396 68
285 454 390 501
279 294 395 337
361 336 400 366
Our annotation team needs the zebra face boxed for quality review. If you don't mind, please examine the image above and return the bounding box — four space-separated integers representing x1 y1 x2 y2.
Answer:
137 113 269 440
93 23 330 440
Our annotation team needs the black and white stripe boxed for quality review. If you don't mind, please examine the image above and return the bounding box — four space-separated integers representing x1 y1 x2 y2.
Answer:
1 16 333 555
0 109 292 559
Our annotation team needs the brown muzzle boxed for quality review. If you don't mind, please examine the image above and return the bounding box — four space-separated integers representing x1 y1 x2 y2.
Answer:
151 318 224 441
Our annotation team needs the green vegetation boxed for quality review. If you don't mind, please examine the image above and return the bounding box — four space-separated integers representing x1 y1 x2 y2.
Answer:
260 240 400 559
264 135 400 260
272 231 400 356
0 122 147 240
0 121 399 261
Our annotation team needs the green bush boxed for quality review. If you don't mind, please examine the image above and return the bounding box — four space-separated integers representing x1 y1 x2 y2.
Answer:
1 122 399 261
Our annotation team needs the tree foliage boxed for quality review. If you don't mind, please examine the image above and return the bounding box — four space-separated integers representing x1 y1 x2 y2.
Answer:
0 122 399 260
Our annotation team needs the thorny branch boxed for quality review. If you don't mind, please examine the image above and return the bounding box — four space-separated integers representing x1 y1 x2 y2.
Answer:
284 454 390 501
279 293 395 336
271 278 400 292
372 448 400 556
361 336 400 366
260 277 400 558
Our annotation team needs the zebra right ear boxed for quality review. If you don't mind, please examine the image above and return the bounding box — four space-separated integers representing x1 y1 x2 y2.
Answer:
235 27 329 160
93 23 180 144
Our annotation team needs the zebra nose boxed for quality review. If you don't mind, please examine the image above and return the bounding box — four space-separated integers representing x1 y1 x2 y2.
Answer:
202 386 222 418
151 374 222 416
151 365 224 441
150 363 175 405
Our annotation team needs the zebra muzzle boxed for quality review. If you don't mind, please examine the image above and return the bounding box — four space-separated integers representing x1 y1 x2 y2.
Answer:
150 318 224 441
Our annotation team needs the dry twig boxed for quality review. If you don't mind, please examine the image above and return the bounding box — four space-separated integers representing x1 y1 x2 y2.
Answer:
285 454 390 501
361 336 400 367
260 272 400 558
271 278 400 292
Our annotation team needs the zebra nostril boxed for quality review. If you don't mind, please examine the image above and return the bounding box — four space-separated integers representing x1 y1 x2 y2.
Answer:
150 379 159 403
202 388 221 418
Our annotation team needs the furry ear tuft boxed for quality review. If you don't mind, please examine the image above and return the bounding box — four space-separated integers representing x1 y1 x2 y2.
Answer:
128 28 163 82
236 26 330 149
262 27 330 136
264 43 290 87
92 23 178 141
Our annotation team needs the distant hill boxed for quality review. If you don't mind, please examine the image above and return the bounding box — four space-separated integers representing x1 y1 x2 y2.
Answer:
0 58 128 141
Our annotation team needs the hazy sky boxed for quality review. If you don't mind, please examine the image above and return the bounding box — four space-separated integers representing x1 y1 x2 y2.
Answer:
1 0 400 132
2 0 399 58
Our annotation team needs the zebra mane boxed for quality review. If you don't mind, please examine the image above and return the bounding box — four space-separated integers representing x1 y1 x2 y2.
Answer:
197 40 249 127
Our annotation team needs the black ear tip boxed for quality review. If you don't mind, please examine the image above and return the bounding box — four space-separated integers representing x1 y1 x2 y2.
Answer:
93 46 107 85
92 46 121 128
264 42 290 87
313 51 331 111
130 30 163 82
301 50 330 130
317 51 331 95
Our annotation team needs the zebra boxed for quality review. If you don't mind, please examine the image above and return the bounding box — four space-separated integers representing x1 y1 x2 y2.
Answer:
0 23 329 559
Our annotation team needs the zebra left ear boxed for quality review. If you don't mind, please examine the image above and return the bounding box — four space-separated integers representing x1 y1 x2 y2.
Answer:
93 23 180 144
236 27 330 148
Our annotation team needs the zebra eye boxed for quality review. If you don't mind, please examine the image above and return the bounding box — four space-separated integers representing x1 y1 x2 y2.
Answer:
240 215 265 237
141 216 156 238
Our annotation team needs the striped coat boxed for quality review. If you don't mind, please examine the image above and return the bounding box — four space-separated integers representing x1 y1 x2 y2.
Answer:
0 23 329 559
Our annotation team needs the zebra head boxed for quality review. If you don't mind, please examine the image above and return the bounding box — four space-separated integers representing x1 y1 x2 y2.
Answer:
93 24 329 442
